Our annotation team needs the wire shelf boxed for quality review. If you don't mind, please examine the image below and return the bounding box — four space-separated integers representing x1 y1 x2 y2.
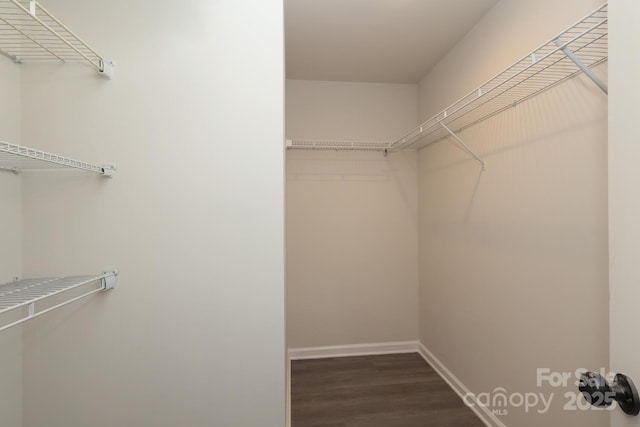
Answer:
0 271 117 332
0 141 116 176
0 0 112 77
389 3 608 152
287 139 392 152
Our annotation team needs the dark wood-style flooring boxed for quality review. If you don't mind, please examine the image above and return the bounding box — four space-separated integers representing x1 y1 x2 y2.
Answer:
291 353 485 427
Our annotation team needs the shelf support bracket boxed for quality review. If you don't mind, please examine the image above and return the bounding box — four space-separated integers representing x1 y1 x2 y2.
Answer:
101 270 118 291
554 38 608 95
436 119 486 169
0 165 20 174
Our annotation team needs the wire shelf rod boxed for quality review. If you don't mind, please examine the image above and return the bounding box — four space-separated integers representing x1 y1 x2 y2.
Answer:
286 139 392 152
0 286 103 333
285 4 607 154
388 3 608 152
0 0 113 77
0 271 117 333
9 0 99 70
454 28 607 125
0 141 116 176
20 0 103 63
0 7 60 61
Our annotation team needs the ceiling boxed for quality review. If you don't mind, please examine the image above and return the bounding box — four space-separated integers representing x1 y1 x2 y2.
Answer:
285 0 499 84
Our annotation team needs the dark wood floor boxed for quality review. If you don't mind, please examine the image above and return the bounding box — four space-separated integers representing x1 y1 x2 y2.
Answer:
291 353 485 427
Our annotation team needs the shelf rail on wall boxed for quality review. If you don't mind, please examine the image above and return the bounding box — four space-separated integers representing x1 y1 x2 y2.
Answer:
0 271 117 333
286 139 392 152
287 3 608 162
388 3 608 158
0 0 113 78
0 141 116 176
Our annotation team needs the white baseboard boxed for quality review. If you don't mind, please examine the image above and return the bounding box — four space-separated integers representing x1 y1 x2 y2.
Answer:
288 340 419 360
286 356 291 427
417 342 506 427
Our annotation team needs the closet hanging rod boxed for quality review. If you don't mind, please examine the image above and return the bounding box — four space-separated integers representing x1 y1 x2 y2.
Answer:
0 0 113 78
0 141 116 176
388 2 608 152
0 271 117 333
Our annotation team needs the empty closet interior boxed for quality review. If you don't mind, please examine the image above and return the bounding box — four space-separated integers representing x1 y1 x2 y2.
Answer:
285 1 608 426
0 0 611 426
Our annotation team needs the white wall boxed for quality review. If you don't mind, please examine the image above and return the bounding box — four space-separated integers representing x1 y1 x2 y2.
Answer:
608 1 640 426
286 80 419 348
417 1 608 426
18 1 285 426
0 48 23 427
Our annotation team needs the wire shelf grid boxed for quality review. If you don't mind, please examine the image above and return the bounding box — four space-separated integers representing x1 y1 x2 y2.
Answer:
287 4 608 153
287 139 392 152
389 3 608 152
0 272 117 332
0 0 107 72
0 141 115 175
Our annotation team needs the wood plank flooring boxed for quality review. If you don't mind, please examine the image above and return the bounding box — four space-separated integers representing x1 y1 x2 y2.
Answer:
291 353 485 427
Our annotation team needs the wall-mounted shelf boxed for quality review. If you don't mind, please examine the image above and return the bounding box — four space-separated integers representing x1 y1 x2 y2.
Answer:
288 3 608 161
389 3 607 153
286 139 391 152
0 0 113 78
0 141 116 176
0 271 117 333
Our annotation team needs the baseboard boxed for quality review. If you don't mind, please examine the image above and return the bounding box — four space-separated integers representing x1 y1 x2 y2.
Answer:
288 340 419 360
286 356 291 427
418 343 506 427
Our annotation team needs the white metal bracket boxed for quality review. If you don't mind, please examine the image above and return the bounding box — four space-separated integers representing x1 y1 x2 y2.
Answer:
101 164 117 177
98 60 114 80
101 270 118 291
554 37 608 95
436 118 486 169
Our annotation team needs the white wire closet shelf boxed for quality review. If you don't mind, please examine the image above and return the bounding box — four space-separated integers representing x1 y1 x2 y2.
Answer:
0 141 116 176
389 3 608 153
0 0 113 78
287 3 608 157
286 139 392 152
0 271 117 333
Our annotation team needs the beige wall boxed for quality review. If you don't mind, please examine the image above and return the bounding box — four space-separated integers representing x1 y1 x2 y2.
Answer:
18 1 285 426
0 48 22 285
0 49 23 427
418 0 605 121
417 1 608 426
286 80 419 348
608 1 640 427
